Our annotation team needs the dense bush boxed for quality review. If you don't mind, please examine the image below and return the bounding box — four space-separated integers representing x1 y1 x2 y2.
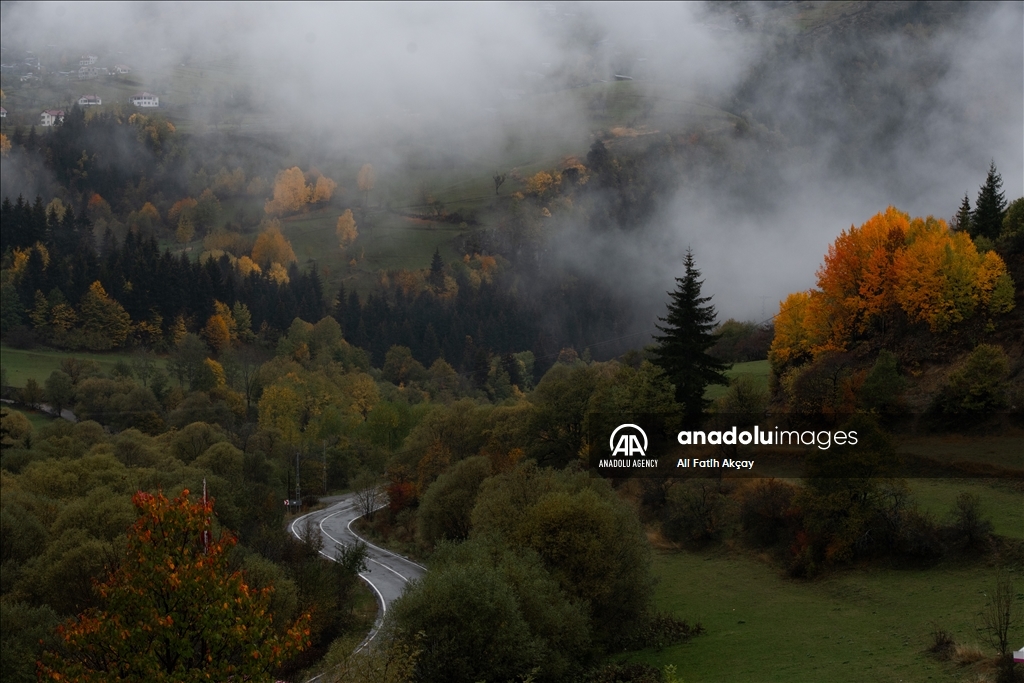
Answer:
738 478 798 548
662 480 733 546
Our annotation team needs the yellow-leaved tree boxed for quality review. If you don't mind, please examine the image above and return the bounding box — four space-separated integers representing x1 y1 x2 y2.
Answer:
336 209 358 251
78 281 132 350
264 167 338 215
311 175 337 204
251 222 297 268
265 167 311 216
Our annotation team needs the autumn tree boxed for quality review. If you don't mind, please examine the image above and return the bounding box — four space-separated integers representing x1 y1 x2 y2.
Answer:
336 209 358 251
265 167 312 216
202 312 231 352
176 214 195 244
650 248 728 423
770 207 1016 370
40 490 310 682
311 175 337 204
79 281 132 349
168 197 198 225
357 164 375 207
252 222 298 267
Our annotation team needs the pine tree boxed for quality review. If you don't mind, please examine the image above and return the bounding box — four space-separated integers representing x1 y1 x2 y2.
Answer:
429 247 445 290
953 193 972 233
973 161 1007 239
650 248 729 423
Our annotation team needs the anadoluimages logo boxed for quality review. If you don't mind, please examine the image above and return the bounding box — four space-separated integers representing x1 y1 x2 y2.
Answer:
609 423 648 457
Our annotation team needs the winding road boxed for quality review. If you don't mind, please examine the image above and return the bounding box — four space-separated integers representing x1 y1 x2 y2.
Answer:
288 493 426 649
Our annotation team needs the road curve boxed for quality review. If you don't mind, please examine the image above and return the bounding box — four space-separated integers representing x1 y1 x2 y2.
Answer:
288 493 426 649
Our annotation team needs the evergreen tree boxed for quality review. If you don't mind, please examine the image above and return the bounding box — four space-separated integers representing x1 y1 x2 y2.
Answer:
650 248 728 423
953 193 972 233
429 247 445 290
973 161 1007 239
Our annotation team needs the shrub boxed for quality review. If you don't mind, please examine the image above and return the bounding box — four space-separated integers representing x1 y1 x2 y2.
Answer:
928 627 956 660
946 492 994 552
935 345 1010 415
616 613 704 652
578 662 663 683
951 643 986 666
859 350 906 414
663 480 731 545
739 478 798 548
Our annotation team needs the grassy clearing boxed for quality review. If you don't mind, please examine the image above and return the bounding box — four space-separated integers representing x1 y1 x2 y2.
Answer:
3 407 55 431
280 206 474 297
0 345 162 388
909 478 1023 539
898 435 1024 472
705 360 770 401
626 549 1016 683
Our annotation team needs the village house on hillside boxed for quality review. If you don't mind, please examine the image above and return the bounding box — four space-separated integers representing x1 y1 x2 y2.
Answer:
79 54 97 67
78 94 102 106
40 109 64 126
129 92 159 107
113 64 131 74
0 107 7 118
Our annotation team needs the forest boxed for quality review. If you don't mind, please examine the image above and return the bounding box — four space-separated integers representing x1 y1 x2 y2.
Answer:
2 2 1023 682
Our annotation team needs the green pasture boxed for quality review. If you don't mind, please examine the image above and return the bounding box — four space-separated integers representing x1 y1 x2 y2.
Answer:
705 360 771 401
898 435 1024 472
628 549 1020 683
2 407 55 431
0 345 162 388
910 478 1023 539
279 206 475 297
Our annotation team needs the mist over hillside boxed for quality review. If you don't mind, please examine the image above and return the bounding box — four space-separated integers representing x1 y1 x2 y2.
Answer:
2 1 1021 331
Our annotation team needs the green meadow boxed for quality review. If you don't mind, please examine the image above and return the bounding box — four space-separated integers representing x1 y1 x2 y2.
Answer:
626 548 1020 683
0 345 163 388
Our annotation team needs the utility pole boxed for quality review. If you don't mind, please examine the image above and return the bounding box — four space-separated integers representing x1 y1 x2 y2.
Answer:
295 450 301 502
323 440 327 495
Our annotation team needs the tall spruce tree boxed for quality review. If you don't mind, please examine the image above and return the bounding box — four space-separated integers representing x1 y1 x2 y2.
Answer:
429 247 445 290
973 161 1007 239
650 248 728 423
953 193 972 233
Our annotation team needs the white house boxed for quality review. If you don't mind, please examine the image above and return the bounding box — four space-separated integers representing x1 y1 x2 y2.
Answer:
79 54 97 67
0 107 7 119
113 64 131 74
129 92 159 107
78 94 102 106
40 109 65 126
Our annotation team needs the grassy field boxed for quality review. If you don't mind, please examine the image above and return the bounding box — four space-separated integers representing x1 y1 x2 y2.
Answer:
2 407 56 431
705 360 771 401
626 549 1018 683
899 435 1024 472
0 345 162 388
910 478 1023 539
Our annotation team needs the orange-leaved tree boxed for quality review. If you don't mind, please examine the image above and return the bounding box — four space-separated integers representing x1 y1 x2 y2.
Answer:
770 207 1015 374
40 490 310 682
251 222 297 268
